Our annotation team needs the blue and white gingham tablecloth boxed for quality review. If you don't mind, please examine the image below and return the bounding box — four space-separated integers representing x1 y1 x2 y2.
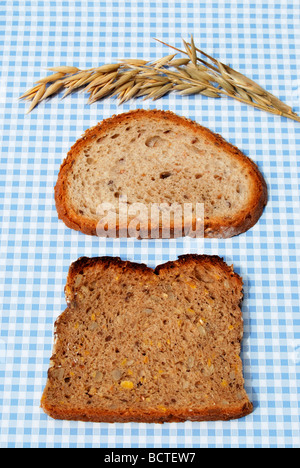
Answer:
0 0 299 448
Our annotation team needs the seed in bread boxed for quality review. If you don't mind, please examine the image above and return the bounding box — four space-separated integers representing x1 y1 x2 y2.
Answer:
41 254 253 423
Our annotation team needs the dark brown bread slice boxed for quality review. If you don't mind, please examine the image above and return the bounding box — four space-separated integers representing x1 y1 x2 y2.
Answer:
55 109 267 239
41 254 253 423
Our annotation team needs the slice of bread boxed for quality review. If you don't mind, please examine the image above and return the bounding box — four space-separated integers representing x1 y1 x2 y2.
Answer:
41 255 253 423
55 109 267 239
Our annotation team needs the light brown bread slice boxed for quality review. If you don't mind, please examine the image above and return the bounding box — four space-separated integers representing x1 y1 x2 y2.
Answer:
41 255 253 423
55 109 267 238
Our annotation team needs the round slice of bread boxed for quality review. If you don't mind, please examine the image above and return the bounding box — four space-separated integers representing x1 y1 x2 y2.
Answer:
55 109 267 238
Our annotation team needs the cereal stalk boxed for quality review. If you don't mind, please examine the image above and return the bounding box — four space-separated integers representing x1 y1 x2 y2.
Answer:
20 36 300 122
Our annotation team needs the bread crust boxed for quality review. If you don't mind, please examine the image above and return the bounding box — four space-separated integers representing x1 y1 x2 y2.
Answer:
54 109 268 239
66 254 243 289
41 254 253 423
41 402 253 423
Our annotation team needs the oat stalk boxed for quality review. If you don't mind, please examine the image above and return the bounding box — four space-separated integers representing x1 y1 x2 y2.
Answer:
20 36 300 122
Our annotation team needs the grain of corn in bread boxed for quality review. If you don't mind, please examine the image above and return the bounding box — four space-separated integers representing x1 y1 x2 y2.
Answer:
41 254 253 423
55 109 267 238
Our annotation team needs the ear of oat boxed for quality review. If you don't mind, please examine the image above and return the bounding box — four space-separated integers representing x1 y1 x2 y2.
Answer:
88 79 116 104
118 81 143 104
153 54 177 69
170 58 190 67
41 81 64 101
20 35 300 121
19 84 44 101
26 83 46 113
148 82 174 100
62 73 95 98
189 35 197 65
48 66 80 74
84 72 117 92
178 85 207 95
93 64 121 73
36 72 66 84
111 80 135 98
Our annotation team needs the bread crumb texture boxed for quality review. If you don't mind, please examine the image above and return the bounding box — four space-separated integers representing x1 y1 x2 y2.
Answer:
41 254 253 423
55 110 267 238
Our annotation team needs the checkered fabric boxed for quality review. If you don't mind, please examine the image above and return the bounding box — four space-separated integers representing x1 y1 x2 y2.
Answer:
0 0 299 448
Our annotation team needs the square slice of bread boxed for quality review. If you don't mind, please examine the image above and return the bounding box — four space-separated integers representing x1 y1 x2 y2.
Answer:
41 255 253 423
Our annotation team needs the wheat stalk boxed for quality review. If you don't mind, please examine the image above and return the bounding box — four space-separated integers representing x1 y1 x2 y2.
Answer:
19 36 300 122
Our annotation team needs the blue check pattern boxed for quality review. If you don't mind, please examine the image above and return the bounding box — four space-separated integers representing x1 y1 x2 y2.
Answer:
0 0 299 448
